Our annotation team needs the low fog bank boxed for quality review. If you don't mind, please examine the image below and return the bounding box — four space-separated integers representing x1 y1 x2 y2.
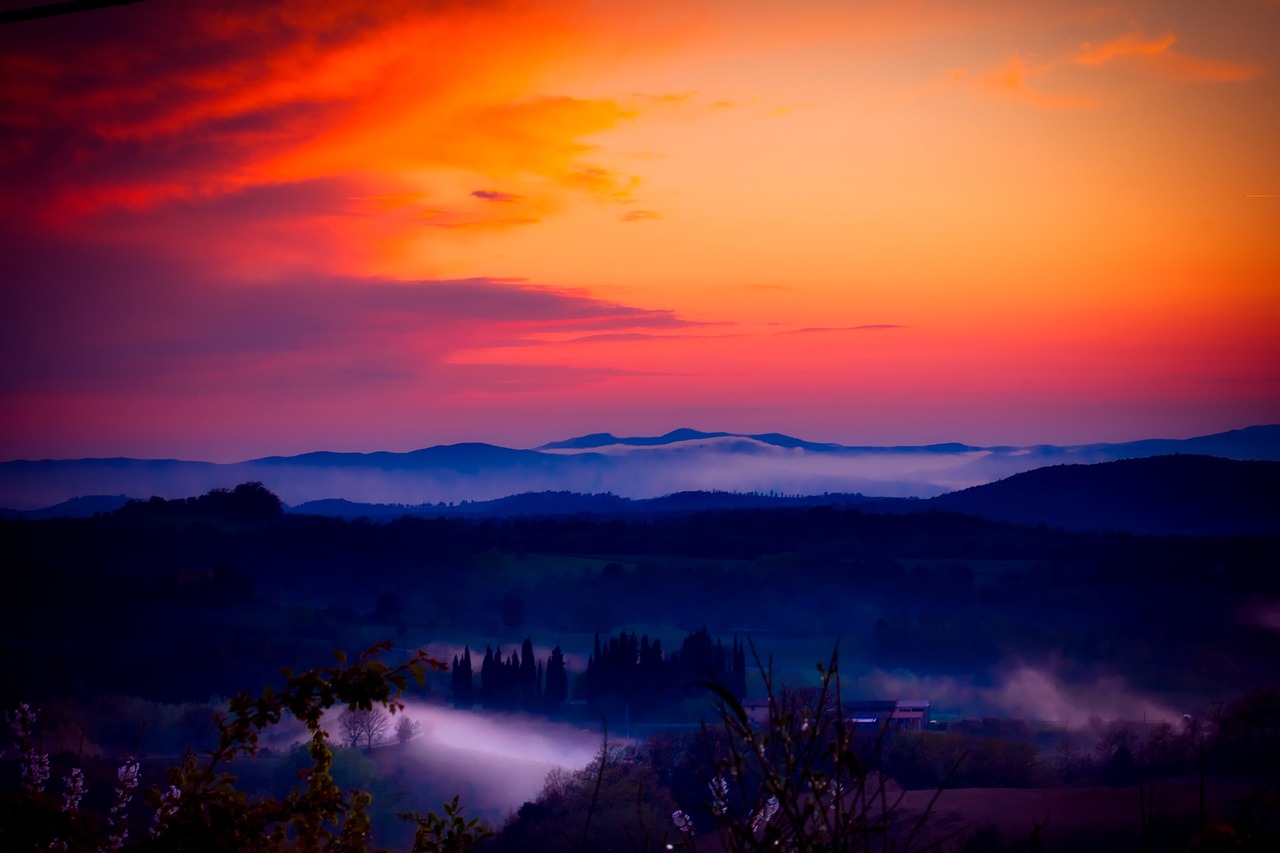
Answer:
0 453 956 509
15 699 602 813
0 445 1096 509
854 661 1185 729
320 701 602 820
6 424 1277 509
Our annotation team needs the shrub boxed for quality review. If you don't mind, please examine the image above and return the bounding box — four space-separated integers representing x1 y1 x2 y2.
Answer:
2 642 489 852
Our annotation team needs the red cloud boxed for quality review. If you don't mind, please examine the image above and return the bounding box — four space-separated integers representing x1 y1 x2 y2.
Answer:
0 0 637 237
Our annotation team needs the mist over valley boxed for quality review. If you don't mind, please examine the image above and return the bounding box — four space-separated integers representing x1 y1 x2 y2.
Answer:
3 423 1277 513
3 429 1278 849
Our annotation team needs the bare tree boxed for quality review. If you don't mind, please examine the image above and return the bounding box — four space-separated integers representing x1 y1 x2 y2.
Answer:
395 714 422 745
337 708 390 750
1052 734 1080 779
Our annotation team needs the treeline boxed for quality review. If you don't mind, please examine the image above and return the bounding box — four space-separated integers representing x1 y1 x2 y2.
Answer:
116 481 283 523
5 482 1280 705
448 628 746 721
450 640 569 713
583 627 746 720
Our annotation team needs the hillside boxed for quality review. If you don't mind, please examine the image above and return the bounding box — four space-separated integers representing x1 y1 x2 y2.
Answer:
928 454 1280 536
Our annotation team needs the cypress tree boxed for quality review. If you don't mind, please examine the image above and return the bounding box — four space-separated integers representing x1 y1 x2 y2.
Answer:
481 646 496 707
520 637 537 710
505 649 521 708
546 646 569 708
463 646 475 707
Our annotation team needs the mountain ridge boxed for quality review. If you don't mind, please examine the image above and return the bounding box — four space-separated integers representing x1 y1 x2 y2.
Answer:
5 453 1278 536
2 424 1276 512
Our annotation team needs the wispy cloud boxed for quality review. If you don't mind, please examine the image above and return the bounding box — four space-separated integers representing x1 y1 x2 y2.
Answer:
0 242 690 398
1075 31 1262 82
471 189 522 203
432 217 541 230
970 26 1261 110
621 209 661 222
553 330 729 345
562 164 639 198
980 56 1095 109
784 325 904 334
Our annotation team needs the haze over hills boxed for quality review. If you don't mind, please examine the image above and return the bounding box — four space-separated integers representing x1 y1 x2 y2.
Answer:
275 455 1280 537
1 424 1277 514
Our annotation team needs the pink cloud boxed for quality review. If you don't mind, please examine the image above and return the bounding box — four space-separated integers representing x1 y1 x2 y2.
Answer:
0 240 688 399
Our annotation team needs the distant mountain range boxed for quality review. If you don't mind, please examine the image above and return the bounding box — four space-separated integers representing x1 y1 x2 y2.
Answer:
2 425 1278 522
6 454 1275 537
289 454 1280 536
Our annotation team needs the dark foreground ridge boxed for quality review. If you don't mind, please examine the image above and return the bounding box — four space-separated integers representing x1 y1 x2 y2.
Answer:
929 453 1280 536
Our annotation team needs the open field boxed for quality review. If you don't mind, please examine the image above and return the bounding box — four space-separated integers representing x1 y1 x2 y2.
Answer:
892 775 1273 850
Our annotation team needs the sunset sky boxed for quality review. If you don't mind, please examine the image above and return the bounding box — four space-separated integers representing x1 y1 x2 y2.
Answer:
2 0 1277 461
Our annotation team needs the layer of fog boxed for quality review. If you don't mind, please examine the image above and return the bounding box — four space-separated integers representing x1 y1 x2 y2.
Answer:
24 665 1193 830
233 701 604 823
390 703 599 809
286 662 1187 826
853 661 1185 729
303 702 602 821
1 443 1087 509
5 425 1273 510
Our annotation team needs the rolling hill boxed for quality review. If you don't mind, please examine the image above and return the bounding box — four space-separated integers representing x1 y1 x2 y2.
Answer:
2 424 1277 515
928 454 1280 536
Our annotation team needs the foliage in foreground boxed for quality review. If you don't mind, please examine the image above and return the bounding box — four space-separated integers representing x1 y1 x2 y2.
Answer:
495 741 677 852
495 643 959 853
1 642 490 852
8 639 1278 852
671 643 958 853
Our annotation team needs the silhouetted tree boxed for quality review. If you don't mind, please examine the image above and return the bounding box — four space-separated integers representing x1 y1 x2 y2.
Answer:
205 482 284 522
520 637 538 710
395 715 422 745
452 646 474 708
545 646 568 709
480 647 497 707
337 707 390 750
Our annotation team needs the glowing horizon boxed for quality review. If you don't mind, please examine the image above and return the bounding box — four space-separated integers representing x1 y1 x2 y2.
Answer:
2 0 1277 462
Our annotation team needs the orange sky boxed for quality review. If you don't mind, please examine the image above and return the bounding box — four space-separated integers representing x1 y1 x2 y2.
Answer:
0 0 1276 460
